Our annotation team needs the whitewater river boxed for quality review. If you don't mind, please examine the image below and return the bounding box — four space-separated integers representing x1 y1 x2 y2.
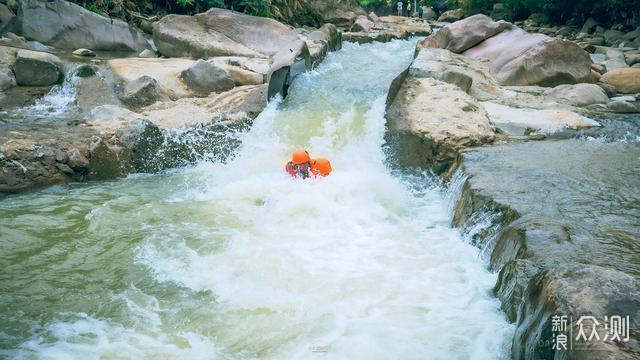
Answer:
0 39 513 359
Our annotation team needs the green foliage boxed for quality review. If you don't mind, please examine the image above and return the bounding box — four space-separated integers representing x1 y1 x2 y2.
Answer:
237 0 273 17
176 0 194 7
454 0 640 25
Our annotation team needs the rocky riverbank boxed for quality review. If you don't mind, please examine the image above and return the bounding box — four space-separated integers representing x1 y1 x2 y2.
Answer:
384 13 639 360
0 0 341 193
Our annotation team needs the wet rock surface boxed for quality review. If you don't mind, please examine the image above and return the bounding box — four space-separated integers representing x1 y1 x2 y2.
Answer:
450 138 640 359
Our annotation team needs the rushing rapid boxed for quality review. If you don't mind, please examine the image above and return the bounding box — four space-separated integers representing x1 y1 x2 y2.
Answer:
0 40 513 359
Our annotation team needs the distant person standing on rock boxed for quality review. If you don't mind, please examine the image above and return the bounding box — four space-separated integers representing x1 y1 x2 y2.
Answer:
397 0 403 16
406 1 412 17
417 4 423 18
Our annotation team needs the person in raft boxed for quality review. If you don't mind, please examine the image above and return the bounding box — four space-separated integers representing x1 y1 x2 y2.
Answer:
285 149 332 179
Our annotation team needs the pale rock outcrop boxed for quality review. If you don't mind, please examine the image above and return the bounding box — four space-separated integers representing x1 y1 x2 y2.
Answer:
107 58 197 99
385 73 495 173
21 0 149 51
154 8 310 99
141 84 268 128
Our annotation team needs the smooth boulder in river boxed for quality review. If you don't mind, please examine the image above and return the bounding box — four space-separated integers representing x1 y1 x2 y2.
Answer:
14 49 63 86
180 59 235 95
21 0 149 51
464 27 592 86
421 14 509 53
600 68 640 94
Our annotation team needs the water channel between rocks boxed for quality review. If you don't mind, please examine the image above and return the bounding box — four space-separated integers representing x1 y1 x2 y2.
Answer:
0 40 514 359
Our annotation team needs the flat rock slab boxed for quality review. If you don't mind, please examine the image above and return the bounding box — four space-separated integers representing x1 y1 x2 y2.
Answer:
107 58 196 99
387 77 495 146
483 102 600 135
141 84 268 128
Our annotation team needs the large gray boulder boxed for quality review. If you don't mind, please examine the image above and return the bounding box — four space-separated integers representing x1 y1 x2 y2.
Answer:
21 0 149 51
180 59 235 94
14 49 63 86
464 27 592 86
421 14 509 53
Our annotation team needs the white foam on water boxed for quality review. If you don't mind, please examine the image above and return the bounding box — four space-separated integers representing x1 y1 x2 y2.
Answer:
15 40 514 359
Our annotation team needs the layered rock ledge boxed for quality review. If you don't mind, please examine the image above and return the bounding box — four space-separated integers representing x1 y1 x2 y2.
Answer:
384 14 640 359
0 2 342 194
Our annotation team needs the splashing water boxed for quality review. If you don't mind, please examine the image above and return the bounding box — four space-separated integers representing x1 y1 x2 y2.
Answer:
0 40 513 359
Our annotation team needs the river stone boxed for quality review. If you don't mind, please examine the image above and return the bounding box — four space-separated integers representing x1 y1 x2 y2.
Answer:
603 29 624 45
351 15 373 32
464 27 592 86
482 102 600 135
67 148 90 171
180 59 235 94
72 48 96 57
22 0 149 51
600 68 640 93
14 49 63 86
0 64 15 90
625 53 640 66
208 58 265 86
580 18 598 34
596 82 617 97
586 37 605 46
307 23 341 52
107 58 197 100
610 95 636 102
368 11 379 22
545 83 609 107
119 76 159 107
138 49 157 58
421 14 509 53
74 64 97 78
623 28 640 41
607 100 638 113
604 58 628 72
437 8 464 22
